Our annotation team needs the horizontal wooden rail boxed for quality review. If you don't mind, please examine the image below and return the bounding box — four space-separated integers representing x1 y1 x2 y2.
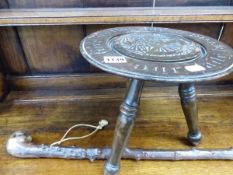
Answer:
0 6 232 26
7 72 233 91
7 74 127 90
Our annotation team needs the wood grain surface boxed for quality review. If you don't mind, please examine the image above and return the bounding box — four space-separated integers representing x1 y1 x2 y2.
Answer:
222 23 233 47
7 72 233 91
7 0 84 8
5 1 90 74
83 0 153 7
0 85 233 174
2 0 231 8
16 25 88 74
154 0 231 6
0 27 29 75
8 74 127 90
0 7 232 26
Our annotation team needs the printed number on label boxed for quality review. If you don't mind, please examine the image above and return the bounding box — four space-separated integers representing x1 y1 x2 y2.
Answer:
104 56 127 63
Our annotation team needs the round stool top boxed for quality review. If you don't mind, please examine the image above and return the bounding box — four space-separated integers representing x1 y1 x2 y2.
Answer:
80 27 233 83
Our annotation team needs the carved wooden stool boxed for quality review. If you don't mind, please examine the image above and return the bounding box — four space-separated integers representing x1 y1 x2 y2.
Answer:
80 27 233 175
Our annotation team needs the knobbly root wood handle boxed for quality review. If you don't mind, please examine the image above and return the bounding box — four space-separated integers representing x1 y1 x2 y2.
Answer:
7 131 233 161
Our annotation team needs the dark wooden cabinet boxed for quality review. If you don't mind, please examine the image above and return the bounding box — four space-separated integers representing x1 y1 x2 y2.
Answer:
0 1 233 175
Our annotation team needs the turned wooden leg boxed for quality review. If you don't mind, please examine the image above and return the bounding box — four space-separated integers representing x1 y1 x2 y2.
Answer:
104 79 144 175
178 83 202 146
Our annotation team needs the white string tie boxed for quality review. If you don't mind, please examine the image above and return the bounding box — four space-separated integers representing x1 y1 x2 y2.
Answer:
50 120 108 147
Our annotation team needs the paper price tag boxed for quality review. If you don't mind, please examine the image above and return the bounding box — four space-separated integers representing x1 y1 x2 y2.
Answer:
104 56 127 63
185 63 206 72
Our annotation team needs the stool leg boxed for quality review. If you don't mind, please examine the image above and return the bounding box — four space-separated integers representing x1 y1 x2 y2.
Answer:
104 79 144 175
178 83 202 146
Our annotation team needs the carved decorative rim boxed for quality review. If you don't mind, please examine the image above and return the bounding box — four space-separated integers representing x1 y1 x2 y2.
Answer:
80 27 233 83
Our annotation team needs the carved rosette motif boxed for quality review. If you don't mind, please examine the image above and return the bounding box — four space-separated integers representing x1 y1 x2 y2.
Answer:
111 32 204 62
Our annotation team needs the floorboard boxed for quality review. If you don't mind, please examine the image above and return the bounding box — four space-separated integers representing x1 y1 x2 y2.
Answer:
0 85 233 175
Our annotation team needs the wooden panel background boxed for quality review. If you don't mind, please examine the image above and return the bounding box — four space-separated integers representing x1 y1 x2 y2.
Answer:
7 0 84 8
0 0 28 75
16 26 89 74
1 23 231 75
5 0 232 8
0 0 232 83
153 0 231 6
